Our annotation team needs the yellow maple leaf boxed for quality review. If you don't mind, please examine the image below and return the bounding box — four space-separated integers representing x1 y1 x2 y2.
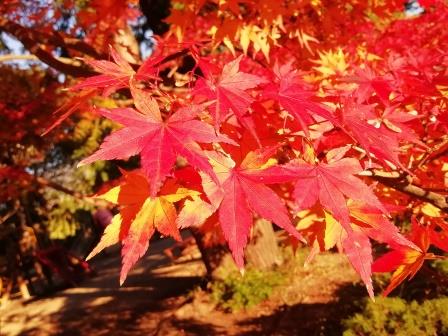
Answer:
295 29 319 55
86 171 200 279
323 211 344 250
312 48 349 78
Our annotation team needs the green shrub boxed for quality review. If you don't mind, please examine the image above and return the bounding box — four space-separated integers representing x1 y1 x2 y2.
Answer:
210 268 283 311
433 259 448 275
343 297 448 336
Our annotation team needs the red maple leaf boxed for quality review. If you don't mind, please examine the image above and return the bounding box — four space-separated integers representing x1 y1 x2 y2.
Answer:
372 218 441 296
80 87 235 196
342 230 375 298
266 156 387 230
337 98 407 170
348 200 418 250
72 47 162 95
428 218 448 253
262 61 340 135
193 56 267 135
347 98 423 146
342 66 394 104
201 147 305 268
343 201 421 298
297 198 416 298
373 103 422 144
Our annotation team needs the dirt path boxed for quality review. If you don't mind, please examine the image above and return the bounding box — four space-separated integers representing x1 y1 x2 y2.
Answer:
171 251 365 335
0 236 207 336
0 238 365 336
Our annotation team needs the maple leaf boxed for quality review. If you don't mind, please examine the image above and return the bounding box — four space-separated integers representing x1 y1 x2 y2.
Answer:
337 98 407 170
371 103 422 143
296 29 319 55
86 170 200 284
297 195 419 299
268 156 387 230
43 89 96 135
342 229 375 299
201 148 305 268
312 48 349 78
193 56 267 135
343 67 394 104
345 202 422 298
385 51 442 97
238 24 273 61
348 200 419 250
262 61 340 135
372 218 440 296
346 98 423 146
72 47 162 95
86 213 122 261
79 87 235 196
298 210 376 298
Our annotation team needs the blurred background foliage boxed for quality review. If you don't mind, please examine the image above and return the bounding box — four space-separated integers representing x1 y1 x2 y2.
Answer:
0 0 148 296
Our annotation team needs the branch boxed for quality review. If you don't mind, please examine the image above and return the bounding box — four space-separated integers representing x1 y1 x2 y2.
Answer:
0 18 96 77
35 176 84 199
0 53 83 66
5 166 97 205
0 208 18 226
34 176 103 206
0 54 40 62
361 170 448 213
417 135 448 168
159 48 190 65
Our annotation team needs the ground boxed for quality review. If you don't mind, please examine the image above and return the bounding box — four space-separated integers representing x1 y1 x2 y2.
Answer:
0 236 366 336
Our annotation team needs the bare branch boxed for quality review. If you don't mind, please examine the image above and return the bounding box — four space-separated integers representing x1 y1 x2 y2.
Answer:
0 18 96 77
361 169 448 213
0 53 83 66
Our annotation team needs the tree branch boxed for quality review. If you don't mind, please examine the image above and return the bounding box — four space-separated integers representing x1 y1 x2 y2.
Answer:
34 175 105 206
417 135 448 168
0 18 97 77
361 170 448 213
0 53 83 66
0 208 18 226
35 176 84 199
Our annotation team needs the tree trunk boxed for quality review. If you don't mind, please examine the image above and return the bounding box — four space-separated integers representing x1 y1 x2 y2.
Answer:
192 219 283 282
190 229 227 281
245 219 283 270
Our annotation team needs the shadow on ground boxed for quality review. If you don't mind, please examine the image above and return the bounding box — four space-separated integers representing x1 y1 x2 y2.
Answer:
1 238 367 336
16 276 203 336
235 283 366 336
156 283 366 336
1 236 208 336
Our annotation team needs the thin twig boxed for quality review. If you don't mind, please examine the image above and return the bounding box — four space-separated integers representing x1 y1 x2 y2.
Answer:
0 208 18 225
